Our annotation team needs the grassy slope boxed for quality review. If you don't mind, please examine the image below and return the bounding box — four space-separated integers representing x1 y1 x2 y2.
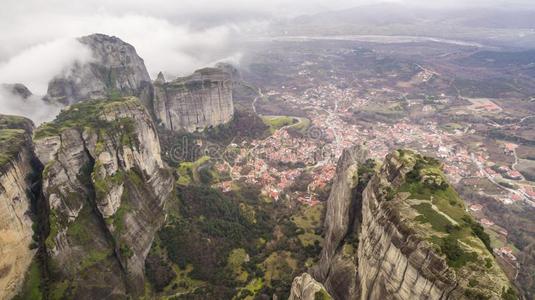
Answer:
261 115 310 134
393 149 514 298
0 128 27 168
0 114 31 169
34 97 139 140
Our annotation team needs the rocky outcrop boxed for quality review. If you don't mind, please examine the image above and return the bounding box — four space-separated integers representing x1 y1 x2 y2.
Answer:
312 147 368 300
289 273 333 300
307 148 514 300
1 83 32 99
152 67 234 132
45 34 151 105
0 115 37 300
34 97 173 299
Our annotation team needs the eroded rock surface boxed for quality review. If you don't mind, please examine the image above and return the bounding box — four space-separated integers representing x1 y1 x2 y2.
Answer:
152 67 234 132
34 97 173 299
46 34 151 105
305 148 514 300
0 115 37 300
312 146 368 300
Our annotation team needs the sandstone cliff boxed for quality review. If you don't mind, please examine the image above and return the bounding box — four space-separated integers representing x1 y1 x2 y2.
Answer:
34 97 173 298
312 147 368 300
152 67 234 132
46 34 151 105
0 115 38 300
307 148 515 300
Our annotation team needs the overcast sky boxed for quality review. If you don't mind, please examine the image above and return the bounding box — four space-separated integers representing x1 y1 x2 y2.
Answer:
0 0 533 95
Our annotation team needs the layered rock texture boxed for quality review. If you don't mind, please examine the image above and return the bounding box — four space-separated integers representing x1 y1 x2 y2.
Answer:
46 34 151 105
34 97 173 299
152 67 234 132
289 273 333 300
313 147 368 300
308 147 515 300
0 115 38 300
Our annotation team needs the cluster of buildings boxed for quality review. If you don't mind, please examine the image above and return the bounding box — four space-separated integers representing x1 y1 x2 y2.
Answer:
213 123 335 204
495 247 518 266
210 82 534 265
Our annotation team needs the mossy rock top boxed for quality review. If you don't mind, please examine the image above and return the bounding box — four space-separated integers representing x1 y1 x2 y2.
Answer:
0 114 34 132
387 149 514 298
0 114 33 170
34 97 141 140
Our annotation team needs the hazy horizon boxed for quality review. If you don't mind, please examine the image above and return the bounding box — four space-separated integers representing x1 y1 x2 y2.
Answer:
1 0 534 99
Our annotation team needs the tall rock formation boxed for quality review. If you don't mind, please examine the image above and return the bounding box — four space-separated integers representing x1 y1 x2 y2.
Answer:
0 115 38 300
34 97 173 299
152 67 235 132
307 148 515 300
313 147 368 300
44 33 236 133
45 34 152 105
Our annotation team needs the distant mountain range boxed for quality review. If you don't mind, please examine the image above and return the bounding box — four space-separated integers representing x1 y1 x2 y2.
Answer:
273 4 535 49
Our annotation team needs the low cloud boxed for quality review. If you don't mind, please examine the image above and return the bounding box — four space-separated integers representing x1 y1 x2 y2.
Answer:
0 38 90 124
0 87 62 125
0 0 532 124
0 13 252 91
80 14 248 79
0 38 93 94
0 12 251 124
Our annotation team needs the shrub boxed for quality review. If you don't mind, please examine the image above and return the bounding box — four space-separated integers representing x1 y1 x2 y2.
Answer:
463 216 493 253
441 236 476 268
145 252 176 292
315 289 333 300
502 287 518 300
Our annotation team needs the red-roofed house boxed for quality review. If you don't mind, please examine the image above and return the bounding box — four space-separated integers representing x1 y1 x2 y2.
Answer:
470 204 483 212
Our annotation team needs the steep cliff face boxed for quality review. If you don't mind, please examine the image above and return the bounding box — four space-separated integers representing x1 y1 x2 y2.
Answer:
307 149 514 300
0 115 38 300
358 150 512 299
34 97 173 298
46 34 151 105
152 67 234 132
289 273 333 300
312 147 368 300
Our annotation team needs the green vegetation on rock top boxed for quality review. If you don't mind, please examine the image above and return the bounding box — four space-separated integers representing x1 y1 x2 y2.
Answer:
34 97 140 140
0 114 33 131
0 128 27 169
314 288 333 300
391 149 513 298
0 114 32 169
